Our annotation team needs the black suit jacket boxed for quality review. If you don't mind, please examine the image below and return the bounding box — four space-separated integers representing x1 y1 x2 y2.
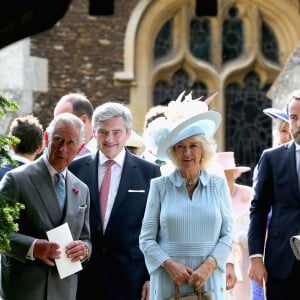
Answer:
69 149 161 300
248 141 300 279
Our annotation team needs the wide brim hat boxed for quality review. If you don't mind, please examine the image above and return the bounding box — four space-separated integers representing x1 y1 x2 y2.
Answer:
157 111 221 161
126 130 144 148
216 151 250 173
263 108 288 123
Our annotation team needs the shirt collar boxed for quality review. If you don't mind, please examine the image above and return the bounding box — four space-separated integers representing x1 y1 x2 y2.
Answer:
42 154 67 178
295 142 300 151
168 169 210 187
11 153 31 164
99 148 126 168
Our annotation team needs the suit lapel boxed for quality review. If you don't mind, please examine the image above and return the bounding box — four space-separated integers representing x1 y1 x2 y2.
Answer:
286 142 300 198
63 170 82 227
64 170 80 223
30 158 62 225
86 153 101 216
109 152 136 219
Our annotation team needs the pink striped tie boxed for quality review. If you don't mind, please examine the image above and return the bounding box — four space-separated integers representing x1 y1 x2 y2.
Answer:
100 160 114 226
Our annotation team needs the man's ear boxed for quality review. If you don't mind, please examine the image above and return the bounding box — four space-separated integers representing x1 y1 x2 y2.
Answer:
80 114 88 124
44 132 49 147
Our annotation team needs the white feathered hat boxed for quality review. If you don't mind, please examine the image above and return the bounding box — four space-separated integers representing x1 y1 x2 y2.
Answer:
144 91 221 161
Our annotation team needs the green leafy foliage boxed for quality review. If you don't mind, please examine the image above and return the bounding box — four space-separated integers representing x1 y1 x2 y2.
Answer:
0 93 24 253
0 195 24 253
0 94 19 118
0 94 20 167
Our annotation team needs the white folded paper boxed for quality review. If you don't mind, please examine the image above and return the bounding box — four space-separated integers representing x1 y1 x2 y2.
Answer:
290 235 300 260
46 222 82 279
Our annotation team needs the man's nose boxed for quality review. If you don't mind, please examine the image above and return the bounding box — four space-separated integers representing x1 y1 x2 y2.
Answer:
58 139 73 151
104 132 114 141
58 141 68 150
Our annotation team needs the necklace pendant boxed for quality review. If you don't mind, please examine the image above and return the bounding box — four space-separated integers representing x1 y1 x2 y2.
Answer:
180 170 201 187
186 178 196 187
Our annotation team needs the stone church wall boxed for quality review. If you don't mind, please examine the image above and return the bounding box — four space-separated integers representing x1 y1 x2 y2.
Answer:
31 0 138 130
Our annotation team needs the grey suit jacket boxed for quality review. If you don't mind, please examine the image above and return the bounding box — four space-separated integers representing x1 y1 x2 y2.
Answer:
0 156 91 300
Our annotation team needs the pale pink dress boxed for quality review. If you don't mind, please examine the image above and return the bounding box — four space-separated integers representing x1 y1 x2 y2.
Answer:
227 183 254 300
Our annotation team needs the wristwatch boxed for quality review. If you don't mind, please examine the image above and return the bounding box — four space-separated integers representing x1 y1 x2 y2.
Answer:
84 246 89 259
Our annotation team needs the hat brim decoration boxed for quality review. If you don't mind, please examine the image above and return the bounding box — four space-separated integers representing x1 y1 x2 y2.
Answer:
216 151 251 173
223 166 251 173
157 111 221 161
126 130 144 148
142 117 172 155
263 108 289 123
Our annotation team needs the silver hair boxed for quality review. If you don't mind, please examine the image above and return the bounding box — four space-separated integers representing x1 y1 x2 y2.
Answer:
92 102 132 131
46 112 85 146
168 134 217 170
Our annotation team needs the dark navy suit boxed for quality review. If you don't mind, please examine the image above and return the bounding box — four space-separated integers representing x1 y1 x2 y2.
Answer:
69 149 161 300
0 160 24 180
248 141 300 298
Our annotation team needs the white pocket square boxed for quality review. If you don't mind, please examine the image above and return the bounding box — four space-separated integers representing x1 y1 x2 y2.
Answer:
128 189 145 193
290 235 300 260
78 204 87 210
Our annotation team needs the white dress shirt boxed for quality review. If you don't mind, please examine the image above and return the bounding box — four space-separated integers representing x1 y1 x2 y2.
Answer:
98 149 125 231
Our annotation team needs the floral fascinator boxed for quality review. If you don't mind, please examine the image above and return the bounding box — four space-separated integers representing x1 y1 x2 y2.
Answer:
144 91 221 161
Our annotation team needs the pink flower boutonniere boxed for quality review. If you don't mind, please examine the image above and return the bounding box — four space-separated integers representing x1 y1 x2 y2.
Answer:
73 188 79 194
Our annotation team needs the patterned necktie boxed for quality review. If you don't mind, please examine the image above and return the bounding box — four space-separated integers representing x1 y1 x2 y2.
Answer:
100 160 115 226
55 173 65 211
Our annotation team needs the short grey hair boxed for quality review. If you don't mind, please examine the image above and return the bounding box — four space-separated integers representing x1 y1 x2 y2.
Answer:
92 102 132 131
46 112 85 146
168 134 217 170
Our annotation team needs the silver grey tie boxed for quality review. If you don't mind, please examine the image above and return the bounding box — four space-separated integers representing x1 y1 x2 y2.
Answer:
55 173 65 210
